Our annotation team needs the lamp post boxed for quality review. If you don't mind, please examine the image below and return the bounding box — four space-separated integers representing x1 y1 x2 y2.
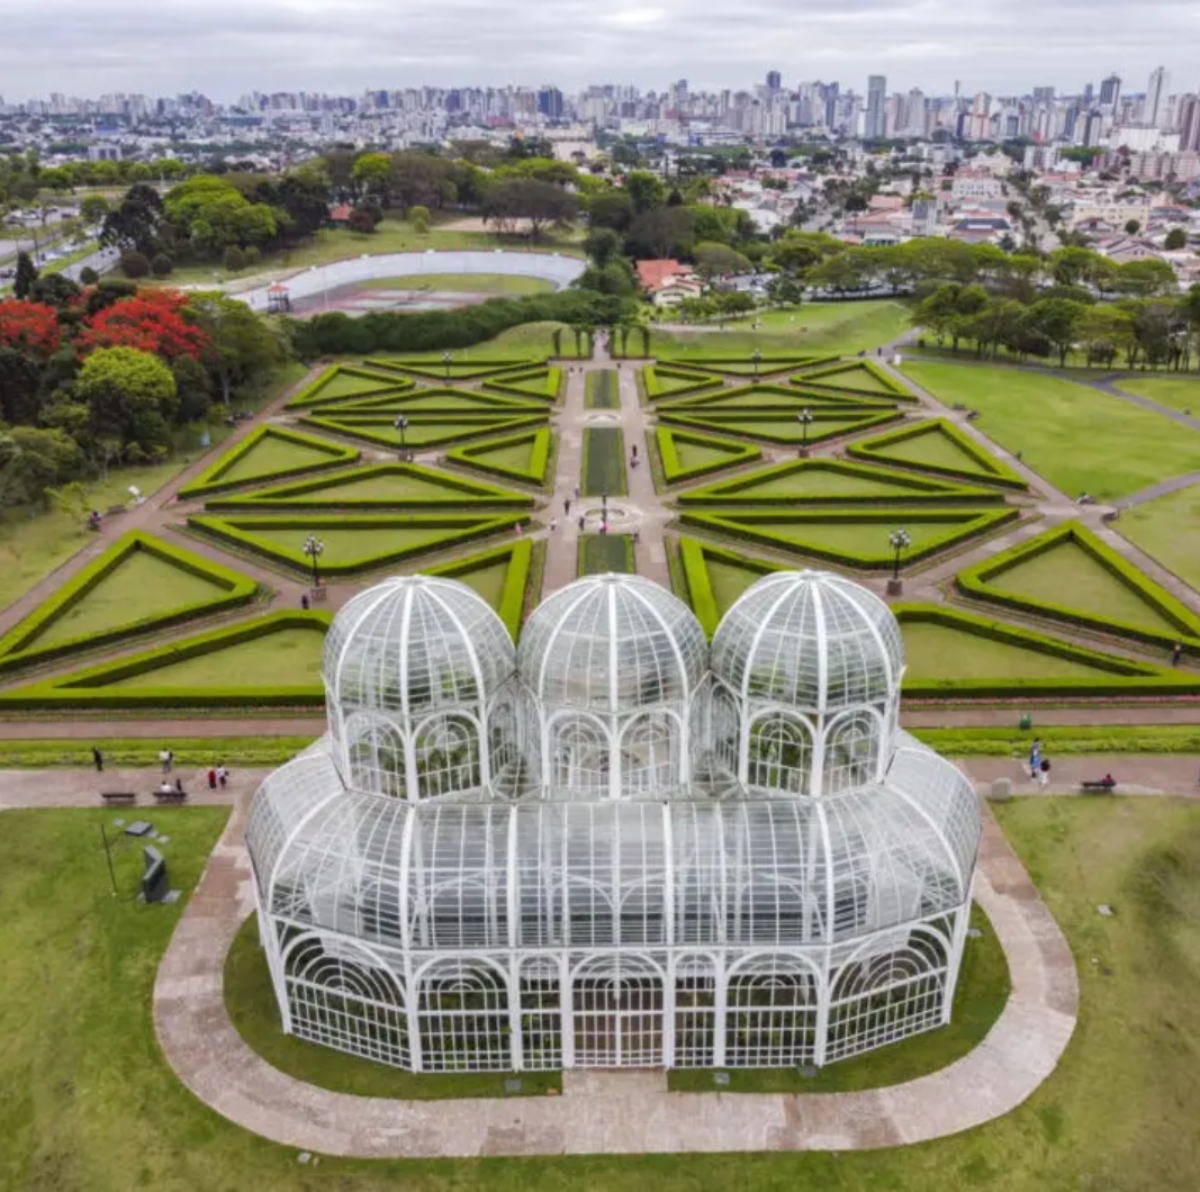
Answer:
394 414 408 460
442 349 453 381
751 348 762 380
797 407 813 457
887 527 911 595
303 534 324 588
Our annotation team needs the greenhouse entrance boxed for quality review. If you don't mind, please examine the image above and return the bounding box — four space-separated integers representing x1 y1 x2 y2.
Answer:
572 958 663 1068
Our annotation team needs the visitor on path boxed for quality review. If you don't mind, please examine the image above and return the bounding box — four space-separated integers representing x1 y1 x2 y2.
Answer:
207 768 218 791
574 484 581 501
577 515 586 533
600 520 608 535
87 510 102 532
564 498 571 516
633 529 641 546
160 748 172 775
1038 758 1051 788
301 593 310 611
514 523 523 536
175 777 185 795
158 780 173 796
217 763 228 789
92 747 103 773
1172 642 1183 666
550 518 558 533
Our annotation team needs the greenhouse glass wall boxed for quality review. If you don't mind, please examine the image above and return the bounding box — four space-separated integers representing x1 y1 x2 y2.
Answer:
247 571 982 1072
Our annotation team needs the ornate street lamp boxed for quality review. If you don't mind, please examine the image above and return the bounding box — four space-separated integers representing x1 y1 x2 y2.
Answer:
888 527 912 583
797 407 813 456
751 348 762 380
303 534 325 588
394 414 409 459
442 349 453 380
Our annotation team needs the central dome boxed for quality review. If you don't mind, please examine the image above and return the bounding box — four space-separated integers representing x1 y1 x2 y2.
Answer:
518 573 707 712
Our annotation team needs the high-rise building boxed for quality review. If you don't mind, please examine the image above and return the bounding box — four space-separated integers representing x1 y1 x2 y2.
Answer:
1145 66 1169 127
865 74 886 139
1178 94 1200 152
1100 74 1121 108
766 70 782 92
536 86 564 120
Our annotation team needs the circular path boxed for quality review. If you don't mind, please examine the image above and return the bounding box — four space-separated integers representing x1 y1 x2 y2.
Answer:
152 791 1078 1158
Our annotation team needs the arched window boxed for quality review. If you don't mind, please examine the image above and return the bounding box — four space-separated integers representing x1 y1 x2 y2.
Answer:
550 715 611 794
572 955 664 1068
343 713 406 798
746 711 813 795
710 685 741 778
823 711 881 795
518 957 562 1070
725 955 820 1068
673 954 717 1068
417 959 510 1072
620 711 681 794
412 714 481 799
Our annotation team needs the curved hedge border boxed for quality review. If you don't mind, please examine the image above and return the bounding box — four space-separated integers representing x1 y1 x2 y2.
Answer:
364 357 542 382
189 513 529 577
679 507 1018 569
482 367 564 401
445 428 553 488
847 417 1028 490
678 536 784 636
656 426 761 486
658 408 903 446
797 359 915 398
427 539 533 640
894 603 1200 699
666 382 897 413
300 412 547 451
641 365 726 401
325 386 546 415
286 365 414 410
676 458 1003 507
0 532 258 676
955 520 1200 651
0 611 332 711
178 425 360 500
204 461 533 512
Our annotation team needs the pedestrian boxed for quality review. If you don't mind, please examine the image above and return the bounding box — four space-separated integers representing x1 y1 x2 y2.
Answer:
217 763 228 789
160 747 171 775
514 522 523 536
564 498 571 517
1172 642 1183 666
574 484 581 501
175 777 185 795
301 593 310 611
1038 758 1051 788
207 767 218 790
600 520 608 536
631 443 638 459
633 529 641 546
550 517 558 533
92 746 103 773
578 514 586 532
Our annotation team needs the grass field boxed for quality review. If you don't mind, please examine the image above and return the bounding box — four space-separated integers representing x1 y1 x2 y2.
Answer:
1117 484 1200 595
586 370 620 409
579 534 636 575
582 427 628 497
901 621 1117 681
358 272 554 295
214 436 337 486
655 301 911 360
1111 375 1200 416
5 799 1200 1190
0 736 315 769
901 361 1200 500
381 321 577 362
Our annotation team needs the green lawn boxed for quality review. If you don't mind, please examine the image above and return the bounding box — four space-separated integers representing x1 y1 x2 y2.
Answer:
1117 484 1200 595
983 539 1182 636
664 414 884 444
213 436 336 486
586 370 620 409
0 736 315 769
104 626 326 690
1110 376 1200 416
380 321 574 363
901 361 1200 501
881 428 987 473
238 524 475 565
582 427 628 497
358 272 554 295
31 549 230 649
5 799 1200 1190
579 534 635 575
914 724 1200 757
656 300 912 360
901 620 1117 681
711 469 916 500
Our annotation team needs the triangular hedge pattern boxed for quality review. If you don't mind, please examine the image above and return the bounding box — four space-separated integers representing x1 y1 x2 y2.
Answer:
655 427 762 486
364 357 541 382
658 408 903 446
286 365 414 409
320 387 547 415
425 539 534 639
482 367 564 401
794 359 915 398
663 383 897 413
300 412 548 451
445 428 554 487
847 418 1027 489
676 536 786 635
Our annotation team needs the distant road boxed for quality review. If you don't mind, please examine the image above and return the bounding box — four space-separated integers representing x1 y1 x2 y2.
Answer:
60 244 120 282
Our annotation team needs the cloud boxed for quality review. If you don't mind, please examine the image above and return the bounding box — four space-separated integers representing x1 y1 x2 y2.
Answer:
1 0 1198 99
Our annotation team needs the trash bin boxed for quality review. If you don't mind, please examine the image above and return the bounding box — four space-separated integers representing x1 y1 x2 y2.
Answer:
1019 714 1032 731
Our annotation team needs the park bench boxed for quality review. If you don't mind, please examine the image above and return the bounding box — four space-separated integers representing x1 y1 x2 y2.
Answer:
1080 779 1117 793
153 789 188 804
100 791 137 805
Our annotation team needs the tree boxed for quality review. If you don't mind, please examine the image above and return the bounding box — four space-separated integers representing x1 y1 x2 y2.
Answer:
1164 227 1188 251
587 190 635 232
0 300 62 360
76 347 177 454
120 251 151 279
767 276 804 306
583 227 623 268
408 205 430 233
80 195 110 225
151 253 175 277
1115 258 1178 298
163 175 277 258
171 353 213 422
623 171 666 215
481 178 578 238
223 245 247 272
693 242 753 281
0 346 42 424
28 274 81 311
351 152 393 207
1027 298 1085 367
79 267 99 286
346 207 376 235
1076 305 1136 368
13 252 38 300
1124 219 1141 235
0 427 84 508
81 290 211 361
186 293 283 405
625 207 695 260
100 183 163 254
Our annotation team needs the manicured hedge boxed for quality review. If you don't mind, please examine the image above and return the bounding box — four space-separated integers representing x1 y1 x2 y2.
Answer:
847 418 1028 489
188 513 529 577
955 520 1200 651
578 534 635 575
679 507 1018 569
0 532 258 675
326 386 545 415
427 539 533 639
676 458 1003 506
894 604 1200 699
178 425 360 499
666 382 897 413
365 356 542 382
0 611 332 711
641 365 726 401
300 412 547 451
798 359 916 398
483 367 564 401
445 428 554 488
655 426 761 486
658 354 837 377
285 365 414 409
582 427 628 496
657 409 904 445
678 537 783 636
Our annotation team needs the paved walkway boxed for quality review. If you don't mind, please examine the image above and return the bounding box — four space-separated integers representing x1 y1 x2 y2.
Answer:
146 789 1077 1158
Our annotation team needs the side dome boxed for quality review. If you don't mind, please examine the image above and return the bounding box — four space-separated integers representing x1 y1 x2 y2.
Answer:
712 570 903 710
323 575 515 715
517 573 707 712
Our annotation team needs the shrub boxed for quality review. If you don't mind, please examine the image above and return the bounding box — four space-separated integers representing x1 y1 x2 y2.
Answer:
446 429 554 488
150 252 174 277
244 245 262 266
223 245 246 273
347 208 377 235
847 418 1028 489
79 266 99 286
408 205 430 232
119 251 150 279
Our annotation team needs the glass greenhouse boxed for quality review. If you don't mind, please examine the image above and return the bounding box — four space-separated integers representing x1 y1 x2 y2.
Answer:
247 571 981 1073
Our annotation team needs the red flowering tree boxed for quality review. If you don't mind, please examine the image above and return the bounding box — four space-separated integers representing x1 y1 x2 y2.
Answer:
0 300 62 361
79 289 210 360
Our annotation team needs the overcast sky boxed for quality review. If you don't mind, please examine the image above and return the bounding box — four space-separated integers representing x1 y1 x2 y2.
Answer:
2 0 1198 101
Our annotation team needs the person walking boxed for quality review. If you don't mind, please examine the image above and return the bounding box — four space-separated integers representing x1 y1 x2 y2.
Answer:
564 498 571 517
207 767 218 791
174 777 185 796
301 593 310 611
577 514 585 533
549 517 558 533
160 747 171 775
1038 758 1051 788
217 763 228 789
1172 642 1183 666
92 746 103 773
574 484 580 501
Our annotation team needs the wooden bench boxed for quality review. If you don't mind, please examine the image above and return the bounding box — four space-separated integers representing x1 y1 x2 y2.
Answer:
100 791 137 804
153 790 188 804
1080 780 1117 793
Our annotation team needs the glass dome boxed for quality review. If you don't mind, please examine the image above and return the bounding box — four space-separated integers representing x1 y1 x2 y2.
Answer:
323 574 515 717
712 570 904 710
518 573 707 713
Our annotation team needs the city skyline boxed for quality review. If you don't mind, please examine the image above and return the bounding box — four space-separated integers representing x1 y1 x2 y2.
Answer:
0 0 1197 100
